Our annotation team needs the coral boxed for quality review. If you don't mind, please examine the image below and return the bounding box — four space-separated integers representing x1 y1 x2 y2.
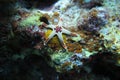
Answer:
66 42 82 53
70 34 82 42
2 0 120 80
69 30 104 55
103 0 120 16
19 11 43 28
78 7 108 33
82 49 96 58
50 51 83 72
100 21 120 54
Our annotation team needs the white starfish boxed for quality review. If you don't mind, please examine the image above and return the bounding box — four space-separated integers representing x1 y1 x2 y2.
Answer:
42 19 77 49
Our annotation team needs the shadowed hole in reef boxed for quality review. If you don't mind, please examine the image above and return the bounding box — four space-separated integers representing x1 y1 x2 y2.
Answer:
40 17 49 24
88 51 120 80
23 0 58 10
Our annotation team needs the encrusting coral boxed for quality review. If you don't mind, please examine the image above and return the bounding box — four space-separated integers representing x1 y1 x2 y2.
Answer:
19 11 43 28
100 20 120 54
78 7 108 33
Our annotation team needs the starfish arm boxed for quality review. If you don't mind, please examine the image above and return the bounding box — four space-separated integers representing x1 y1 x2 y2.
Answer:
62 28 77 37
46 25 55 29
44 31 56 45
57 32 67 49
62 28 72 35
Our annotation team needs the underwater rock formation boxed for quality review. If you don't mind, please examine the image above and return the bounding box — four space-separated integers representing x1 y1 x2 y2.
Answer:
1 0 120 80
78 7 108 33
50 52 83 72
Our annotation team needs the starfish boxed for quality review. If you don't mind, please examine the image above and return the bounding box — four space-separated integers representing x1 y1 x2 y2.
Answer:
42 19 77 50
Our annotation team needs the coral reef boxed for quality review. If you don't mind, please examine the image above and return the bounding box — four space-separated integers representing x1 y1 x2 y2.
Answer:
1 0 120 80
